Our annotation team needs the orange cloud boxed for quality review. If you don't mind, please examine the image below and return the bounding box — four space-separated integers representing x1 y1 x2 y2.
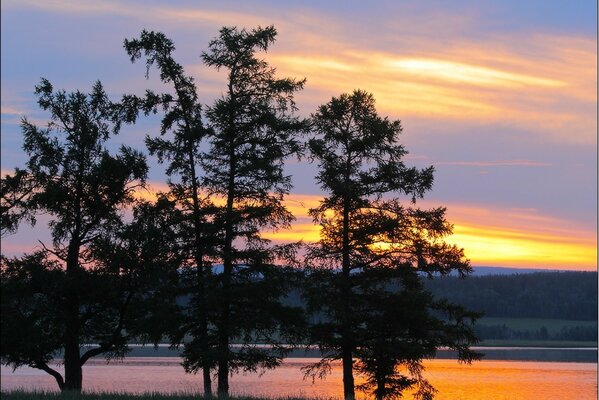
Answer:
264 194 597 271
267 33 596 145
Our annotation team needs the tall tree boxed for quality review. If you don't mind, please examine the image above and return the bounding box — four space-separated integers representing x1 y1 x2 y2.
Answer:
124 30 218 396
201 25 306 396
304 90 480 400
0 79 147 391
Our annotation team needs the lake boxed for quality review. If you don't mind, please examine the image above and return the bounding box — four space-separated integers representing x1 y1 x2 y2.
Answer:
1 349 597 399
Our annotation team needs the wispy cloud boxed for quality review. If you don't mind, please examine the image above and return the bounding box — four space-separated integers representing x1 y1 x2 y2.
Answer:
434 160 552 167
387 58 564 88
1 105 27 116
4 0 595 144
268 34 596 144
1 0 283 30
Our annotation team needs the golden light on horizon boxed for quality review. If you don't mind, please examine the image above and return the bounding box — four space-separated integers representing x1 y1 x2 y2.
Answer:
448 224 596 270
132 186 596 271
261 218 597 271
273 194 597 271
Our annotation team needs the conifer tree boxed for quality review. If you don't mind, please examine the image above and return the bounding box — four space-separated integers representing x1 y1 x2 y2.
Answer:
201 25 307 396
124 30 218 395
0 79 148 391
304 90 480 400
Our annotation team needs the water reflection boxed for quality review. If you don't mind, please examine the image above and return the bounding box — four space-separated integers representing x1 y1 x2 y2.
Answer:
1 355 597 400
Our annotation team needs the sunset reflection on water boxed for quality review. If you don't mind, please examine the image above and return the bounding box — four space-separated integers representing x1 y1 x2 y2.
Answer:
1 358 597 400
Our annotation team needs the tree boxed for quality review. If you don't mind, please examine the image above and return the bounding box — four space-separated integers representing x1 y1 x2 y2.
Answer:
124 30 218 396
1 168 36 237
0 79 148 391
201 25 307 396
304 90 480 400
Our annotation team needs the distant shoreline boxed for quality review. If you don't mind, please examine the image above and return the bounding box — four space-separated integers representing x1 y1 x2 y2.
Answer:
39 344 596 363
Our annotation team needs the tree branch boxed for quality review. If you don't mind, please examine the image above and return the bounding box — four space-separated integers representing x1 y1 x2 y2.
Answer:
37 240 67 261
79 346 108 365
33 360 64 391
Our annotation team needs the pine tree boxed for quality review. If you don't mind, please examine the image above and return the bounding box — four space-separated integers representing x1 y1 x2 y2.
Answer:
304 90 480 400
124 30 218 395
0 79 148 391
201 25 307 396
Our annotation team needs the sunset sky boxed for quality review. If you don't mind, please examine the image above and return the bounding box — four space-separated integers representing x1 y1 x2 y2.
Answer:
1 0 596 270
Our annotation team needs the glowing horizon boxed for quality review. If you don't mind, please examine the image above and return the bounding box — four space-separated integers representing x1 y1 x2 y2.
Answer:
130 186 596 271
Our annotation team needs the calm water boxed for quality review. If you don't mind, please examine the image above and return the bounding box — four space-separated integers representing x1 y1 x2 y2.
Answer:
1 355 597 400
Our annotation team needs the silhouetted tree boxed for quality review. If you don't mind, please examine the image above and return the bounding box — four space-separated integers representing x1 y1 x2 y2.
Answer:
1 168 36 237
201 25 307 396
0 79 147 391
304 90 480 400
124 30 218 396
87 197 186 351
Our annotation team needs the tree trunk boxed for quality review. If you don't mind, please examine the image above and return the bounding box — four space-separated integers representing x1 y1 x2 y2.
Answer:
340 149 356 400
63 341 82 391
342 346 355 400
188 148 212 397
341 184 355 400
64 212 82 392
64 248 82 392
217 232 232 397
375 373 385 400
217 144 236 397
203 367 212 397
36 361 65 391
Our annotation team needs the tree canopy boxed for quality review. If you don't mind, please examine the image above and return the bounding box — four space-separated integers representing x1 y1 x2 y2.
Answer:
304 90 480 400
201 25 307 396
0 79 149 391
124 29 218 396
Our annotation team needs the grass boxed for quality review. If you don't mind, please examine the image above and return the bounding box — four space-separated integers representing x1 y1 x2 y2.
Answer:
0 391 332 400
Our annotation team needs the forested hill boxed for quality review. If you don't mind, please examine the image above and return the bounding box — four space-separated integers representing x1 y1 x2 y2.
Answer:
423 271 597 321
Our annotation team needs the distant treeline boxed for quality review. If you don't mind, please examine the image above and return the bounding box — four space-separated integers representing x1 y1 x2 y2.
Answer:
423 271 598 321
474 322 597 342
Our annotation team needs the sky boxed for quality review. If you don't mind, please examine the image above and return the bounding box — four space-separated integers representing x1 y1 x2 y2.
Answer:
1 0 597 271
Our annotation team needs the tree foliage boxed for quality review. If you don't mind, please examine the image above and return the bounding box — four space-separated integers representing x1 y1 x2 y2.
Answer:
124 29 219 396
304 90 480 400
1 169 37 237
0 79 149 391
201 25 307 396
